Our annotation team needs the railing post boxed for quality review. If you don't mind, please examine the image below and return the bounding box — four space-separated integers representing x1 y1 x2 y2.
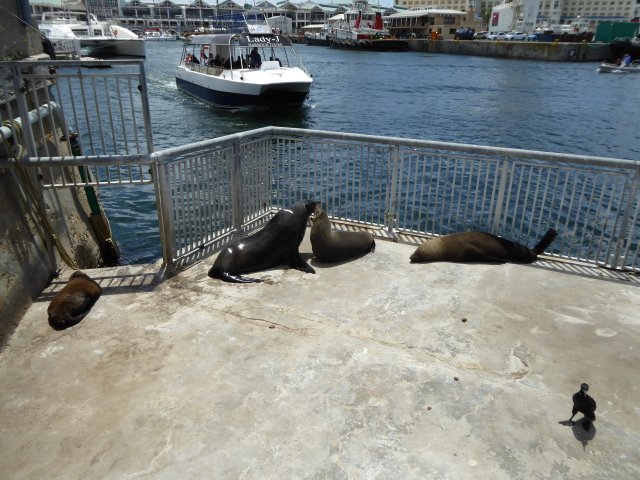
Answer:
230 139 244 232
491 155 511 234
152 157 176 267
385 145 400 236
10 64 38 157
137 62 154 153
609 167 640 270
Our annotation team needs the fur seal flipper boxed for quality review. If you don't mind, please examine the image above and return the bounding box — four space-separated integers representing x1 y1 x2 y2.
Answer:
48 271 102 330
310 206 376 263
409 228 558 264
208 200 317 283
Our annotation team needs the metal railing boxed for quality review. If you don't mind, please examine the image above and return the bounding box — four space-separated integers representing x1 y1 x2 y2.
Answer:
1 59 153 187
153 128 639 271
2 60 638 273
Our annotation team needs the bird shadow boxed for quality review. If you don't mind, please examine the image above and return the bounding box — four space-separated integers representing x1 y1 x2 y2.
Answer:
558 418 596 450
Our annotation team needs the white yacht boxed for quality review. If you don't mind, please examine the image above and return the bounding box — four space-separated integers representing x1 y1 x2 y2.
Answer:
327 0 408 51
37 10 145 58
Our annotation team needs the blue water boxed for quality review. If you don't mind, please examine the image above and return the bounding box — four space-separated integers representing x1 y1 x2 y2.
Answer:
103 41 640 264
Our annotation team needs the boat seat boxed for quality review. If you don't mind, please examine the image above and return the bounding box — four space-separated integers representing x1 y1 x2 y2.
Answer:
260 61 281 71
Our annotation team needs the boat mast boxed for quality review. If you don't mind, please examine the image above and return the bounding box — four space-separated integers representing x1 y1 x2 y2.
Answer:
84 1 94 36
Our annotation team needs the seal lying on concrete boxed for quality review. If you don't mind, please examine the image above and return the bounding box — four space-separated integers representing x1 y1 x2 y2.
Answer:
409 228 558 264
48 271 102 330
208 200 318 283
310 205 375 263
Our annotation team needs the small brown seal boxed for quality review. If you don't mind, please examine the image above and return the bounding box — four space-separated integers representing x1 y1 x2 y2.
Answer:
409 228 557 264
48 271 102 330
310 205 375 263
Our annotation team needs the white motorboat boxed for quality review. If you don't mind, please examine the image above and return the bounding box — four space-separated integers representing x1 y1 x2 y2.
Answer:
302 24 330 46
327 0 408 51
37 10 145 58
175 14 313 108
38 19 81 58
597 60 640 73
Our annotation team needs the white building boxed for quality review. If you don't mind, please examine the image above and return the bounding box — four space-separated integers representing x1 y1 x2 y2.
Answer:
393 0 640 30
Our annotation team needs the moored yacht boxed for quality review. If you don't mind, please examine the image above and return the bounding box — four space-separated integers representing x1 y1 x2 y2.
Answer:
327 0 408 51
37 10 145 58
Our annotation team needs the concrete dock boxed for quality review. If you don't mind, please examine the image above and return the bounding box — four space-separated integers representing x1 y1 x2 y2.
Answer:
1 232 639 479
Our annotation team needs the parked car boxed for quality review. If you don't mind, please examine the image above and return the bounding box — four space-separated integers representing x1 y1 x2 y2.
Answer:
526 33 539 41
473 31 490 39
505 31 527 41
454 28 475 40
487 32 507 41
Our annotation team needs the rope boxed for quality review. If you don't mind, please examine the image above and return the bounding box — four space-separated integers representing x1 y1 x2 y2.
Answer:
1 120 79 269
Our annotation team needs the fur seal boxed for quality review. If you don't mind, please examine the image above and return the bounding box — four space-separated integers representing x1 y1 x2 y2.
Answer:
409 228 558 264
310 206 375 263
48 271 102 330
208 200 318 283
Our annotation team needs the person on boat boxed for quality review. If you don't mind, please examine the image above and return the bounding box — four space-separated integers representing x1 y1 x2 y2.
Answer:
211 54 221 67
620 53 632 67
190 54 200 65
250 47 262 69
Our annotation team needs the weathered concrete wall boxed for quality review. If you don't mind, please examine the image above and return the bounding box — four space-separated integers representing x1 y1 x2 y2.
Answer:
409 39 612 62
0 128 107 349
0 0 42 60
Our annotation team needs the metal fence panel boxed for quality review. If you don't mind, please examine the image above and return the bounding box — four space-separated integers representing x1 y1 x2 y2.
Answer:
153 128 639 272
0 59 153 187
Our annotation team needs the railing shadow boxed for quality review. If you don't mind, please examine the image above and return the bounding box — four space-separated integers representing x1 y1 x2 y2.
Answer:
36 268 167 301
530 258 640 286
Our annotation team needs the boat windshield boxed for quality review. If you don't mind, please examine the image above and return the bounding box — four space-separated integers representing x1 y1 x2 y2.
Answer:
208 13 272 35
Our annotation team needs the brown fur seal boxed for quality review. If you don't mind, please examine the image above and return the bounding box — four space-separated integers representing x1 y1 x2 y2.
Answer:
48 271 102 330
208 200 318 283
310 206 375 263
409 228 557 264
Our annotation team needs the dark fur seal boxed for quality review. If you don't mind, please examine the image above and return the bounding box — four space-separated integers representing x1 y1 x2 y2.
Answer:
409 228 558 264
310 206 375 263
208 200 318 283
48 271 102 330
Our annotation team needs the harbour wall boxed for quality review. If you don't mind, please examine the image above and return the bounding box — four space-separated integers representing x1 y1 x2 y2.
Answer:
0 103 109 348
409 40 611 62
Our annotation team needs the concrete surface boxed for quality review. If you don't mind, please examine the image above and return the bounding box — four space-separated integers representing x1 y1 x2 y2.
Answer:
1 232 639 479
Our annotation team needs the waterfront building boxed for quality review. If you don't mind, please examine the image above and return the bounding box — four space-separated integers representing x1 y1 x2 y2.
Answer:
393 0 640 30
385 8 483 38
28 1 640 33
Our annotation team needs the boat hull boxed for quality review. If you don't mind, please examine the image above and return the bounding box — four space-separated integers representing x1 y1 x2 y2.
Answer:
81 38 146 58
597 62 640 73
305 36 329 47
327 37 408 52
175 66 312 107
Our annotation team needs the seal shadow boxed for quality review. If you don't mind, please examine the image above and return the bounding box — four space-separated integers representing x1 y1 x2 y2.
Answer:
308 251 371 269
559 418 596 450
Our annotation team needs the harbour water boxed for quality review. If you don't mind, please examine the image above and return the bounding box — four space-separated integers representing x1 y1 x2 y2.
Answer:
103 42 640 264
